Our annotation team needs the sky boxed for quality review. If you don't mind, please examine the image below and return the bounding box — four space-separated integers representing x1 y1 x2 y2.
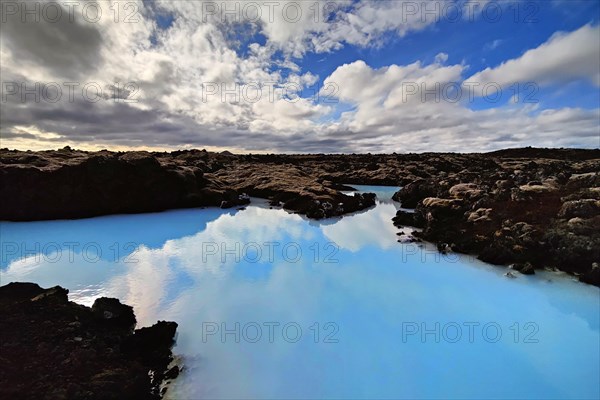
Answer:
0 0 599 153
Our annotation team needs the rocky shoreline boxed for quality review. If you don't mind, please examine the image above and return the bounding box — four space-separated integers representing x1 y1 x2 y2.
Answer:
0 282 179 399
0 148 377 221
1 147 599 286
391 149 600 286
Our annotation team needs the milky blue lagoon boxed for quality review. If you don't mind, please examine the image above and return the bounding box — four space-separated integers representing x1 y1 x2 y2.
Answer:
1 186 599 399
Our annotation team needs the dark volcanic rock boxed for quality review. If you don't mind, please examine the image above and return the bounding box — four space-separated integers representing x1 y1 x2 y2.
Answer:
511 262 536 275
0 149 245 221
392 179 438 208
388 149 600 286
558 199 600 219
392 210 425 228
91 297 136 333
0 149 375 221
0 282 178 400
580 263 600 286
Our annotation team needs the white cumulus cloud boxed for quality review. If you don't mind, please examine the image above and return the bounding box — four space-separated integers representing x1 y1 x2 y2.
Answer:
466 24 600 96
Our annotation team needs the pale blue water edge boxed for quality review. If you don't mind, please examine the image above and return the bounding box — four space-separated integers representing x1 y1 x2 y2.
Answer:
1 186 598 399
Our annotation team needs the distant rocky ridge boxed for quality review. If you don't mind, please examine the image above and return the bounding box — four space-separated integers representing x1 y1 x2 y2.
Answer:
1 147 599 285
0 147 376 221
0 282 179 399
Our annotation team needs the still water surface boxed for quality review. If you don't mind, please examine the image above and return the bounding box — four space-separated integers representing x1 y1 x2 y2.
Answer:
1 186 598 399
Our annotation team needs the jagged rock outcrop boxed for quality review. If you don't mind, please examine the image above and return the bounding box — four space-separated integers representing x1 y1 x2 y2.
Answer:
391 179 438 208
390 148 600 286
0 148 250 220
0 282 179 399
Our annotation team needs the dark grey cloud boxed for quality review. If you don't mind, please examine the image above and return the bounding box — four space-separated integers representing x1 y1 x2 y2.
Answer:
1 2 103 79
0 87 358 152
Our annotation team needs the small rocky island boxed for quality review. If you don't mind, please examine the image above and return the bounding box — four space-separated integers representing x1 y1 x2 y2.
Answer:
0 283 179 399
1 147 599 287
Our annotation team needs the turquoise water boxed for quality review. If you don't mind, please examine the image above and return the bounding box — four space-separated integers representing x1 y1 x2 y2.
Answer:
1 186 599 399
